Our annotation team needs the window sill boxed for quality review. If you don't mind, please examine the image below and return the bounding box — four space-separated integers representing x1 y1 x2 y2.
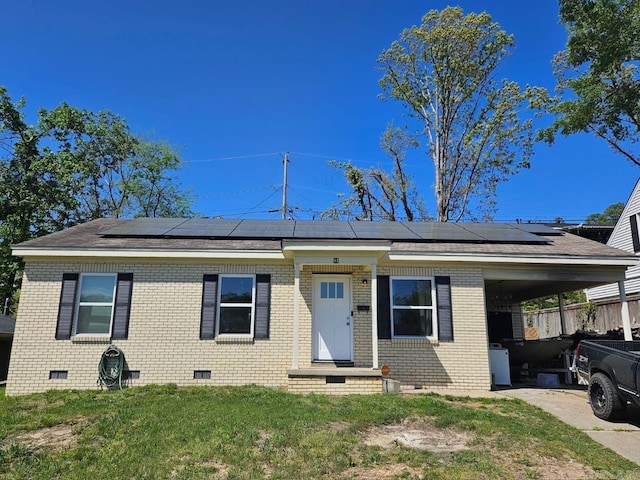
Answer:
71 335 112 344
215 336 254 344
391 337 439 346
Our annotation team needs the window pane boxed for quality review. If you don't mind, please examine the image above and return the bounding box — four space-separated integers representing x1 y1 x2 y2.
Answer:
219 307 252 334
336 282 344 298
329 282 336 298
76 306 112 334
321 282 327 298
220 277 254 303
393 309 433 337
79 275 116 303
392 279 432 306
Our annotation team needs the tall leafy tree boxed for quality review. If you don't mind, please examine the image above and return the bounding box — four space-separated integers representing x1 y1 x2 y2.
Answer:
585 202 625 225
378 7 549 222
0 86 194 309
324 125 428 221
542 0 640 166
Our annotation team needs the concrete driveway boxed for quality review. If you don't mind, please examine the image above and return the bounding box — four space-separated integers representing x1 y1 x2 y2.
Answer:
421 385 640 466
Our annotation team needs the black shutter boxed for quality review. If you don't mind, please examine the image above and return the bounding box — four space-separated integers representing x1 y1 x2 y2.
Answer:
435 276 454 342
254 274 271 339
200 274 218 339
376 275 391 339
111 273 133 339
631 215 640 252
55 273 78 340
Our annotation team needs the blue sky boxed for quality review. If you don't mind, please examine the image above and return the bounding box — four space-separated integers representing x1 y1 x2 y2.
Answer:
3 0 638 222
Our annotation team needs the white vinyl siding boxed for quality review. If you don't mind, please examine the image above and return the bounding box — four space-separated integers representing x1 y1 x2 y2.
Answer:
588 179 640 301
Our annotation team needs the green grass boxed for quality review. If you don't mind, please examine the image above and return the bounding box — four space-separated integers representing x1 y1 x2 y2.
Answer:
0 385 638 479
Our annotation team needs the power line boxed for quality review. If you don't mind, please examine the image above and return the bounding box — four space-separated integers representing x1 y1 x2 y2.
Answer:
199 184 279 199
184 152 281 164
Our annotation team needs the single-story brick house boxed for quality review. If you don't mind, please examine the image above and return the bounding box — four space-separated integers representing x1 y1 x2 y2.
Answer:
6 218 638 395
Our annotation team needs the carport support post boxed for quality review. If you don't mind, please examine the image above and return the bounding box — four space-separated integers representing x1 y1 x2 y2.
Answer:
619 280 633 341
557 294 567 335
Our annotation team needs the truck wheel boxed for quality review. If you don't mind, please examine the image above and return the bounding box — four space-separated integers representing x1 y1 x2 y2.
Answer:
589 373 623 421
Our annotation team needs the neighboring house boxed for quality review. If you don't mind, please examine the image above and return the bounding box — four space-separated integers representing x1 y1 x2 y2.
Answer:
588 179 640 315
0 314 15 382
6 218 637 395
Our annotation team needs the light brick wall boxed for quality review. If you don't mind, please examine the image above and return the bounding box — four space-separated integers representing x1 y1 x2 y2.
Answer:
7 259 294 395
376 265 492 390
7 258 491 395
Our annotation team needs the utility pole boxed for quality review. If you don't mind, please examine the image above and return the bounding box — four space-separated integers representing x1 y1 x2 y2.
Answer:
282 152 289 220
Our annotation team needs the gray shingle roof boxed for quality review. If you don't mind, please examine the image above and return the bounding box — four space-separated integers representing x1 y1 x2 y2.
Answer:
12 218 635 260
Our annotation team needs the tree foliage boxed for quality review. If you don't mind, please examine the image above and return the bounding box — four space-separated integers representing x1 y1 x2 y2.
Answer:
376 7 549 222
0 86 194 309
585 202 625 225
323 125 428 221
542 0 640 166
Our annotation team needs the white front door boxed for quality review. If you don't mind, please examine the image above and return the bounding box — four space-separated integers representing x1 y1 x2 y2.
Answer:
313 275 352 361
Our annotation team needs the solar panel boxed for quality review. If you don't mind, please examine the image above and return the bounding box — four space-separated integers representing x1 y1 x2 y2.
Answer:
459 223 548 243
349 221 420 240
293 221 356 239
510 223 563 236
101 218 188 236
403 222 485 241
232 219 295 238
166 218 241 237
101 218 550 243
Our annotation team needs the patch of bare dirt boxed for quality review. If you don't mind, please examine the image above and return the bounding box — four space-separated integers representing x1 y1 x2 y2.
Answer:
255 430 271 449
196 461 230 479
522 454 602 480
11 417 88 452
483 444 605 480
170 456 230 479
361 416 470 453
328 421 351 432
342 464 424 479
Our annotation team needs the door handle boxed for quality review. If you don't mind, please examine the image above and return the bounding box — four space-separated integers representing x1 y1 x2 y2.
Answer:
346 322 350 326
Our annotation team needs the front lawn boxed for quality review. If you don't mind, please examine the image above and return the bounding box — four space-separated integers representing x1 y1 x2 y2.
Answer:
0 385 637 479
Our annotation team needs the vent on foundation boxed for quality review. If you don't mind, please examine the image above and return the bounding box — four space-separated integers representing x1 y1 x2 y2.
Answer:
326 376 346 384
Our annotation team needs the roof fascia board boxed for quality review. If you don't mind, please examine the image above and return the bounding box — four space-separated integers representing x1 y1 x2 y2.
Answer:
484 267 626 282
387 252 638 267
12 247 285 260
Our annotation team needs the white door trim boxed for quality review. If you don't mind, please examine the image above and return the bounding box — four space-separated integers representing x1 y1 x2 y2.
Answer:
312 274 353 362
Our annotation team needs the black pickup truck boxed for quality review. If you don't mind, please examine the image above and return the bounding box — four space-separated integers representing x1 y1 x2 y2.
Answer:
574 339 640 420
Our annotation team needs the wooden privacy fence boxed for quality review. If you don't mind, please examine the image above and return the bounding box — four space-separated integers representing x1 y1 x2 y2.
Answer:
522 297 640 339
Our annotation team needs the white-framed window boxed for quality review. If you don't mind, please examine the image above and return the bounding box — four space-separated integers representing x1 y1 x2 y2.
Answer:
216 274 256 336
74 273 117 335
390 276 437 338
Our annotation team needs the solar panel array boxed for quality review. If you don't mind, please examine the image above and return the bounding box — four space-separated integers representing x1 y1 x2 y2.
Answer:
101 218 552 243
